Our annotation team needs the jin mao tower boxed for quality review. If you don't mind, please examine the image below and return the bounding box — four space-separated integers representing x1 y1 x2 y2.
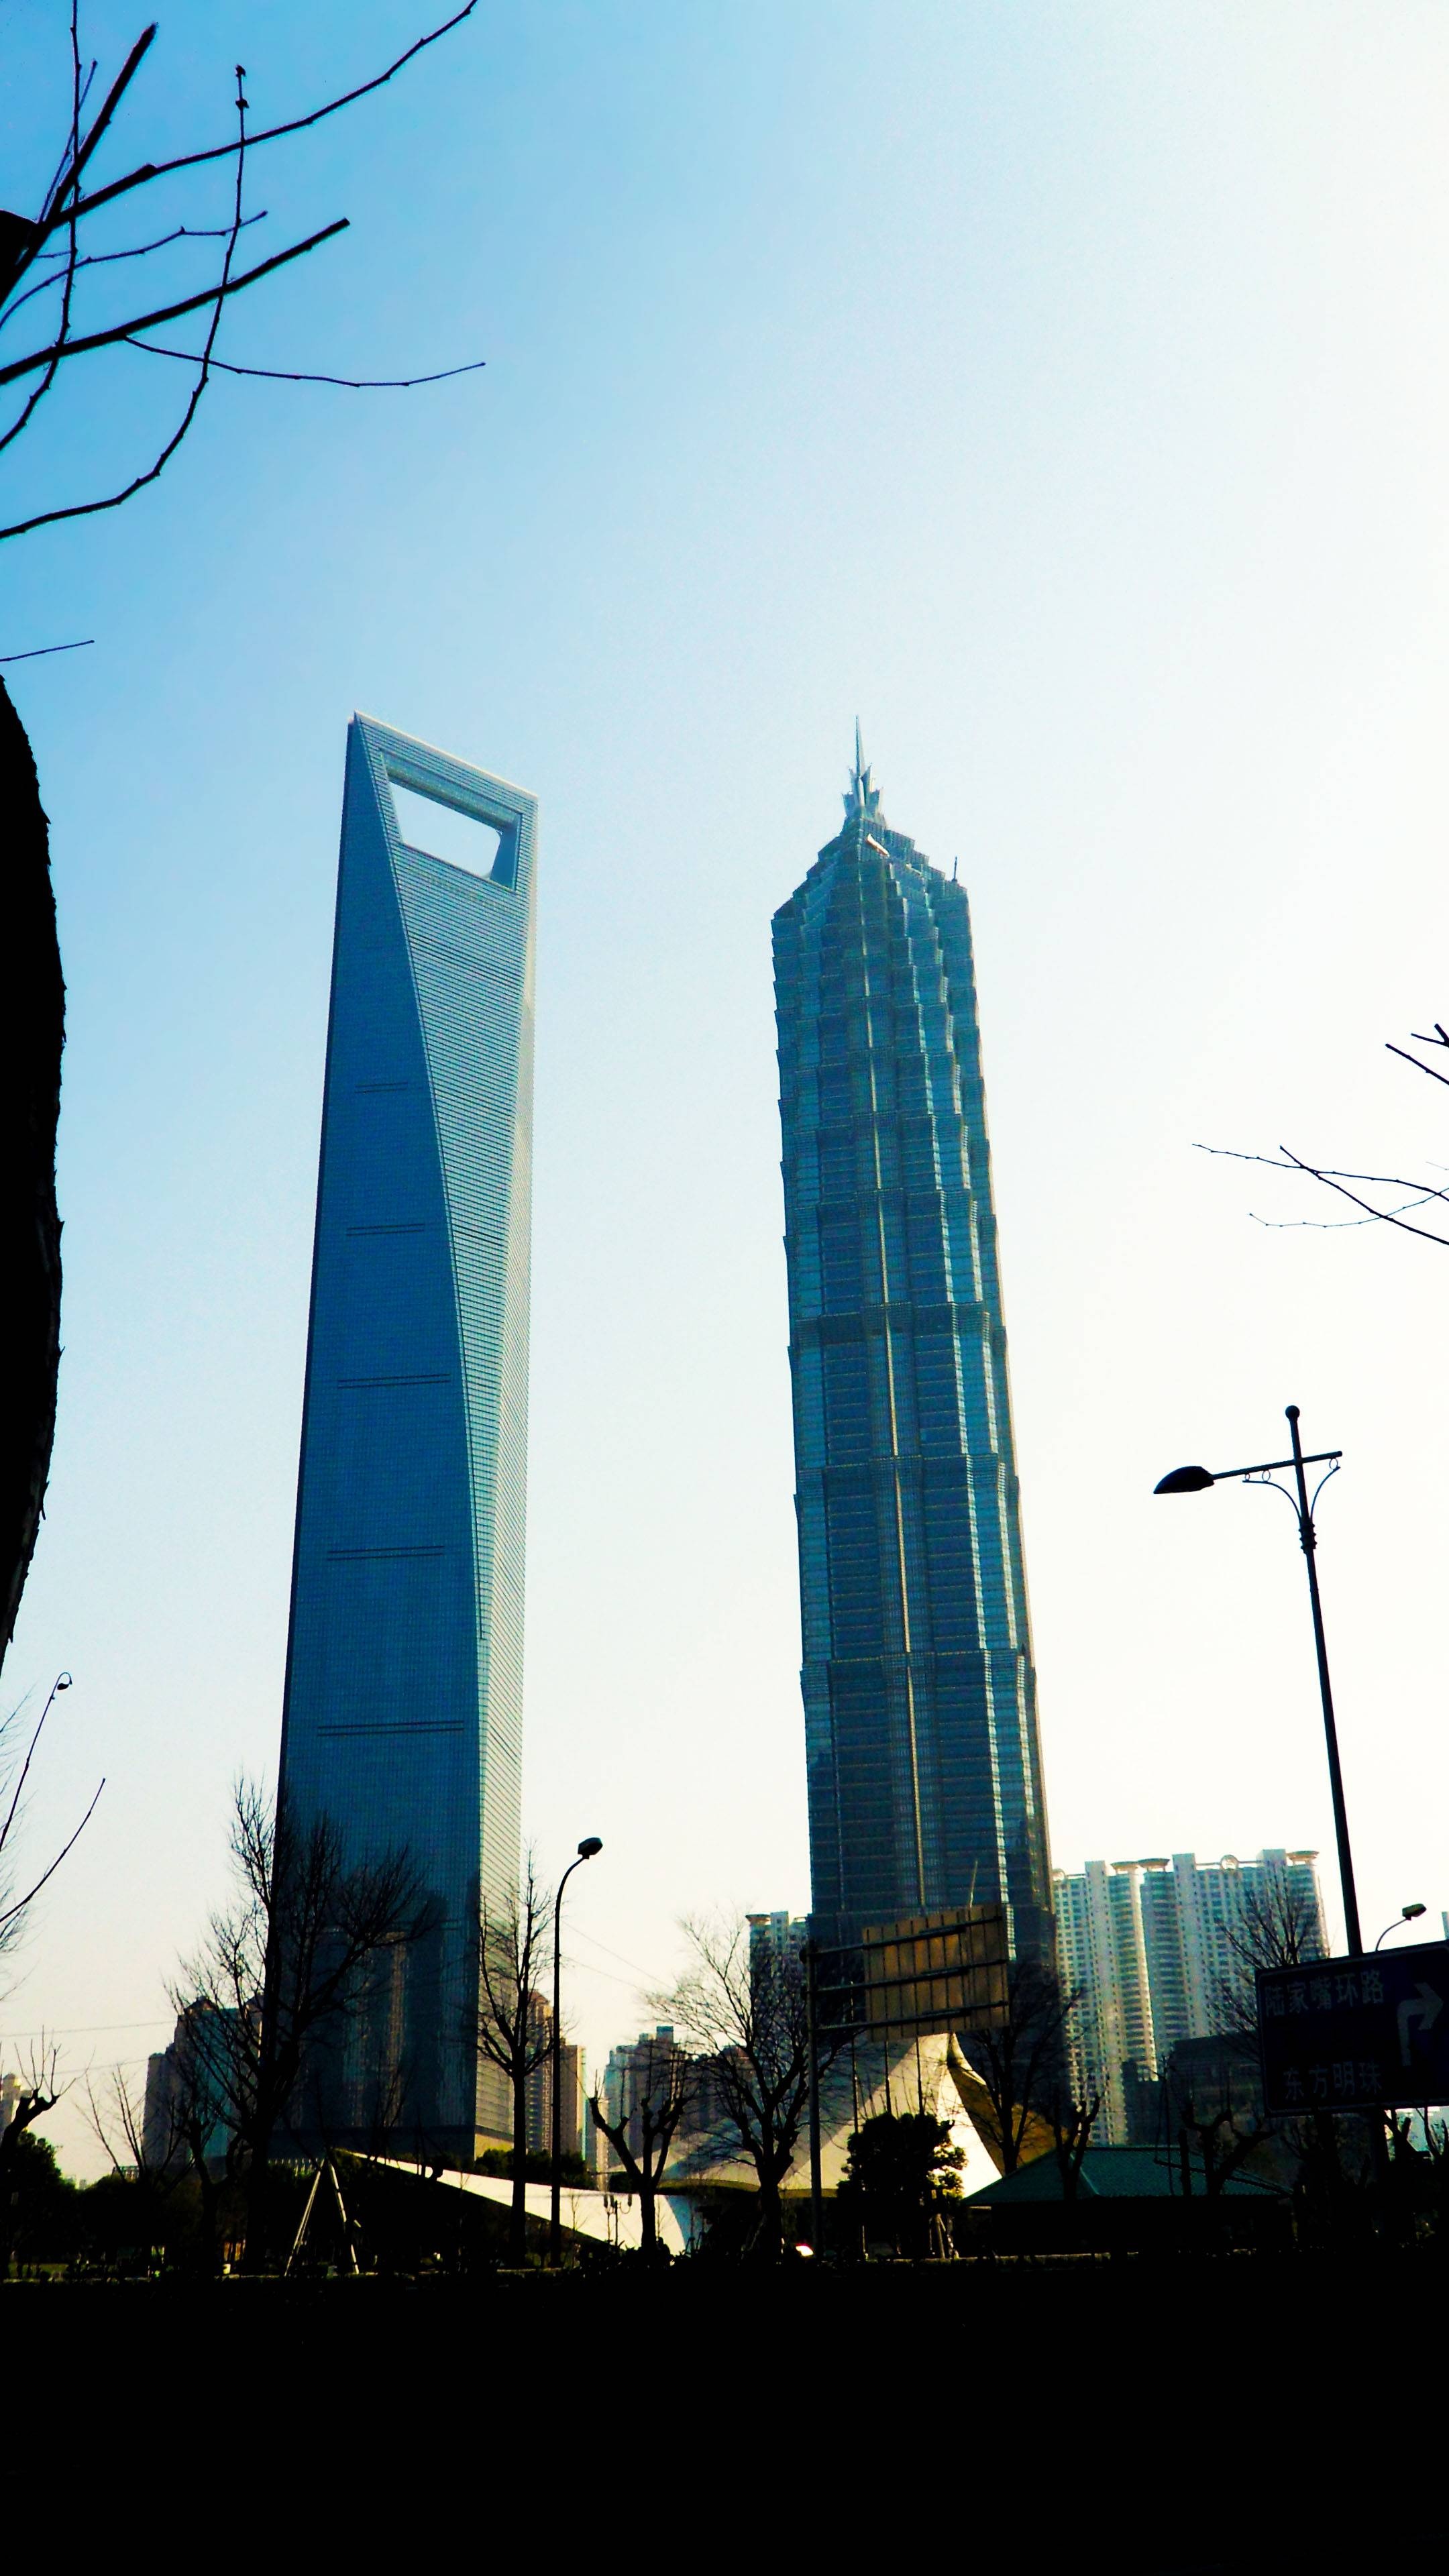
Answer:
773 737 1051 1955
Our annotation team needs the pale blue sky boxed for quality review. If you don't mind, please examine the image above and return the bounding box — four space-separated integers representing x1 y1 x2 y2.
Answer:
5 2 1449 2171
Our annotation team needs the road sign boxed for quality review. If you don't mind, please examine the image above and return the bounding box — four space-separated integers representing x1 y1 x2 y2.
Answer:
1256 1941 1449 2114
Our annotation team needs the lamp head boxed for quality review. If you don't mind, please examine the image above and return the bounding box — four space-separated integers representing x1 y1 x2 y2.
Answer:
55 1672 72 1690
1403 1902 1427 1922
578 1835 603 1860
1153 1465 1215 1496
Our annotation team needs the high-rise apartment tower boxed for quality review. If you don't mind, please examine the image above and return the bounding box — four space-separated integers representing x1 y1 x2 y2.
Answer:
277 715 536 2158
1055 1848 1328 2139
773 739 1051 1954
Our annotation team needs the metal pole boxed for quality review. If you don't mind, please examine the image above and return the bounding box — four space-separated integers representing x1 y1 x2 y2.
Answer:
804 1941 823 2255
1285 1405 1364 1957
548 1836 602 2267
549 1860 576 2269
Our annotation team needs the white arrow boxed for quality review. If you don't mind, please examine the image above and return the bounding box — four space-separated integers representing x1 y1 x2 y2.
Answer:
1397 1982 1443 2068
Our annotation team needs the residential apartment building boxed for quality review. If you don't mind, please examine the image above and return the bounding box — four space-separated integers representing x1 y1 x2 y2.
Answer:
1055 1849 1327 2140
521 1997 585 2167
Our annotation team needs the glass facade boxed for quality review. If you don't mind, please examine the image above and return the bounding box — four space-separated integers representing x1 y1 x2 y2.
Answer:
278 715 535 2155
773 741 1052 1956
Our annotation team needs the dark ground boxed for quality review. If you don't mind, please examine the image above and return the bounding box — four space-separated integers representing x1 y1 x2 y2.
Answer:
5 2250 1437 2553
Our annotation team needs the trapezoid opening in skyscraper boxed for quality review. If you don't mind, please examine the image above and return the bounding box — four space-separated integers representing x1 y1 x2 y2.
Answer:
276 714 535 2160
773 735 1052 1964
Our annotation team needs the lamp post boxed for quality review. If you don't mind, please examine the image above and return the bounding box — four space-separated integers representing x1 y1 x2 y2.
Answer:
1155 1403 1364 1956
1375 1903 1427 1949
550 1834 602 2267
802 1940 823 2257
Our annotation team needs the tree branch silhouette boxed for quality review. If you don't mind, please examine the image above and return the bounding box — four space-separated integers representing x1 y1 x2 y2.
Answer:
0 7 484 545
1199 1020 1449 1252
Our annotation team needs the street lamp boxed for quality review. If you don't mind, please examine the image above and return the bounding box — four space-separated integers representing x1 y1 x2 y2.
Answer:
550 1834 602 2267
1154 1404 1364 1956
1375 1903 1427 1950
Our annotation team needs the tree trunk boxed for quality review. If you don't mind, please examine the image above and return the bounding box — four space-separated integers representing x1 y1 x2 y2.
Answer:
511 2062 528 2263
0 680 64 1670
193 2156 221 2275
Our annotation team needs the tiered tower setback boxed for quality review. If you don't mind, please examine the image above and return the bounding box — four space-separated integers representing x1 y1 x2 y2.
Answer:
773 738 1052 1954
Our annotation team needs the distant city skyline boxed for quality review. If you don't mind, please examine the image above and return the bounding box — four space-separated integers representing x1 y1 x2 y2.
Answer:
276 716 537 2159
774 741 1052 1954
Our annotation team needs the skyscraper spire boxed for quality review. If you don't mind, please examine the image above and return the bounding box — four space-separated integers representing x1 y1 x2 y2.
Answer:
844 718 882 822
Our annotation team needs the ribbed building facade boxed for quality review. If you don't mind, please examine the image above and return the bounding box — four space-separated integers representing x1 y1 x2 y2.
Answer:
277 714 536 2157
774 741 1051 1956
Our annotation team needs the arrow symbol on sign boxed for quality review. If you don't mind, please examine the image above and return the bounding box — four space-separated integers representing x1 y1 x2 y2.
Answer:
1397 1982 1443 2068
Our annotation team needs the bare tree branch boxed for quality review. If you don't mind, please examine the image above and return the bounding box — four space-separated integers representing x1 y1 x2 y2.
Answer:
43 5 480 246
0 13 85 462
126 338 485 390
0 219 350 392
0 67 260 549
0 1776 105 1931
0 640 94 663
1199 1014 1449 1252
1195 1142 1449 1248
1386 1039 1449 1092
0 215 270 336
42 23 158 231
0 1679 103 1953
959 1957 1079 2177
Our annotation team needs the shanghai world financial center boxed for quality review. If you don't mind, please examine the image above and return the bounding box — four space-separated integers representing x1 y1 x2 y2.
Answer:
278 715 535 2156
278 716 1047 2157
774 741 1052 1958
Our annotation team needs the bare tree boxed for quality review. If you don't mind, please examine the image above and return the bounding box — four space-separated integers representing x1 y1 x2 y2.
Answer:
959 1957 1079 2178
175 1778 424 2268
1385 2106 1449 2239
0 5 485 1668
656 1912 834 2258
0 1675 103 1978
1205 1875 1360 2230
1201 1016 1449 1252
589 2033 696 2258
1181 2097 1264 2201
0 2039 62 2275
83 2060 178 2184
475 1855 554 2265
1051 2086 1105 2206
1216 1872 1325 2034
